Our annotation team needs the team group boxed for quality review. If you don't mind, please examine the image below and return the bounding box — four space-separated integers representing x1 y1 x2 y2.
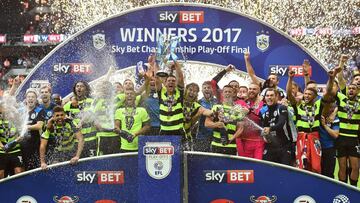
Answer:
0 53 359 187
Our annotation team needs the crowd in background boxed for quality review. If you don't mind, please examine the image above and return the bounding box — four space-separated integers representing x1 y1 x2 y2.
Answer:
0 0 60 96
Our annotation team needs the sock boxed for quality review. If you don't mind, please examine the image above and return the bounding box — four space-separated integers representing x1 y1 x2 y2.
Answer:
350 178 358 186
339 179 347 183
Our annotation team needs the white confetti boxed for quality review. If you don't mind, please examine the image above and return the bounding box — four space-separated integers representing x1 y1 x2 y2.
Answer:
49 0 360 68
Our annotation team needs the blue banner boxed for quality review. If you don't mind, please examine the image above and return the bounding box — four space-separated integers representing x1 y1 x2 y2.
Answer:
187 152 360 203
1 152 359 202
17 3 328 100
0 154 138 203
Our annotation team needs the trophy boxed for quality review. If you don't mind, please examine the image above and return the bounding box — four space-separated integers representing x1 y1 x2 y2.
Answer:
156 34 181 77
231 105 248 121
219 105 247 123
215 106 229 145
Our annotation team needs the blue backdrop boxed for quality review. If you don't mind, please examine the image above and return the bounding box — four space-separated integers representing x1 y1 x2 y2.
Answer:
187 152 360 203
16 3 328 100
0 154 138 202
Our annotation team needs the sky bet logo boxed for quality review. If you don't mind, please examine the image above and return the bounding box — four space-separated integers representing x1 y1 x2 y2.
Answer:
143 146 174 155
158 11 204 24
269 65 312 77
76 171 124 184
53 63 92 74
204 170 254 184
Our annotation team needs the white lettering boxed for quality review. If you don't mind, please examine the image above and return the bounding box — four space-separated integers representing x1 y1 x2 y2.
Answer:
205 171 225 183
76 171 96 183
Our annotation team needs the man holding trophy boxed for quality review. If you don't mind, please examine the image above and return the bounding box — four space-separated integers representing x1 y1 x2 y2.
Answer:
205 85 247 155
152 34 186 137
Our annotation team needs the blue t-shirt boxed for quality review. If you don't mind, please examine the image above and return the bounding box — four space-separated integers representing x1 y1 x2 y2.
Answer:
197 97 217 139
38 103 56 121
319 117 339 149
144 92 160 127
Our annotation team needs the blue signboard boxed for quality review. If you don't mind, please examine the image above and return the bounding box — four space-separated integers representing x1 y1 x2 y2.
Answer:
187 152 360 203
1 151 359 202
0 154 138 203
138 136 182 203
17 3 328 100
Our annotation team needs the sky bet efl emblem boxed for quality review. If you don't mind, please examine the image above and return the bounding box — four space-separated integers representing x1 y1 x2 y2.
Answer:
256 30 270 52
143 142 174 179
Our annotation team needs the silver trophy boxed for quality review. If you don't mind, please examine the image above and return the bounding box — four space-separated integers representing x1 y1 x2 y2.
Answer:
156 61 170 78
231 105 248 121
218 105 247 123
156 34 181 77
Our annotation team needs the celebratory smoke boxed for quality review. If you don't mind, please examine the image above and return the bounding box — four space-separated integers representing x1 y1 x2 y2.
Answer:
0 96 29 138
50 0 360 68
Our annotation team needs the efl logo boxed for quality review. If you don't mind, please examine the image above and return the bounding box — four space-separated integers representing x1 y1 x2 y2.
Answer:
289 65 312 77
158 11 204 24
76 171 124 184
53 63 92 74
204 170 254 184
